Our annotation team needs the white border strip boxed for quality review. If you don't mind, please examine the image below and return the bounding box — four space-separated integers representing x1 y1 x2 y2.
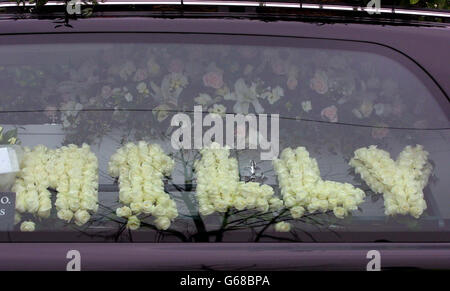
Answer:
184 1 259 6
395 8 450 18
322 5 354 11
0 1 449 18
261 2 299 8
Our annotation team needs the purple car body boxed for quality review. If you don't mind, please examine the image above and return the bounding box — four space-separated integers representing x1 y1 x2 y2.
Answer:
0 1 449 270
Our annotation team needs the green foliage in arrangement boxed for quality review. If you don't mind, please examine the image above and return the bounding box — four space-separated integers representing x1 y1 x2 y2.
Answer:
0 127 19 145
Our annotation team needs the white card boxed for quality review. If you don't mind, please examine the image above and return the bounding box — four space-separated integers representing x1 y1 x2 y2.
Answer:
0 147 19 174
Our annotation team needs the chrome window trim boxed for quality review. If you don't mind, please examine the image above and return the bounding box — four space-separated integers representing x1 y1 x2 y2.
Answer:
0 1 449 18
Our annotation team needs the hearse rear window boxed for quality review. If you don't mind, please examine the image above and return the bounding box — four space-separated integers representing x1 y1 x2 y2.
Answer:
0 34 448 242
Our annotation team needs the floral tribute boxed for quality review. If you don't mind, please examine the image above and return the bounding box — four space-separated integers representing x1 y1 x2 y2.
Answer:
13 144 99 231
108 141 178 230
349 145 432 218
194 142 284 216
273 147 365 219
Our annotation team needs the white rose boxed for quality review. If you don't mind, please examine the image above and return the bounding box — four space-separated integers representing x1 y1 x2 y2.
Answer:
15 196 26 213
130 202 143 214
290 206 305 218
57 209 74 222
80 199 97 212
68 199 80 212
284 196 296 208
269 198 284 211
38 199 52 218
234 197 247 210
119 190 133 204
333 207 346 219
199 204 215 216
410 206 423 218
214 200 228 213
154 216 171 230
274 221 291 232
165 208 178 220
20 221 35 232
152 204 167 217
74 209 91 226
25 194 39 213
141 201 155 214
127 215 140 230
116 206 132 218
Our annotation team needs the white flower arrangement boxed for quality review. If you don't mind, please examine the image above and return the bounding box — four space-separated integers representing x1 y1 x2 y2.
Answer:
48 144 99 226
108 141 178 230
349 145 432 218
273 147 365 219
13 145 51 220
13 144 99 230
194 142 283 216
